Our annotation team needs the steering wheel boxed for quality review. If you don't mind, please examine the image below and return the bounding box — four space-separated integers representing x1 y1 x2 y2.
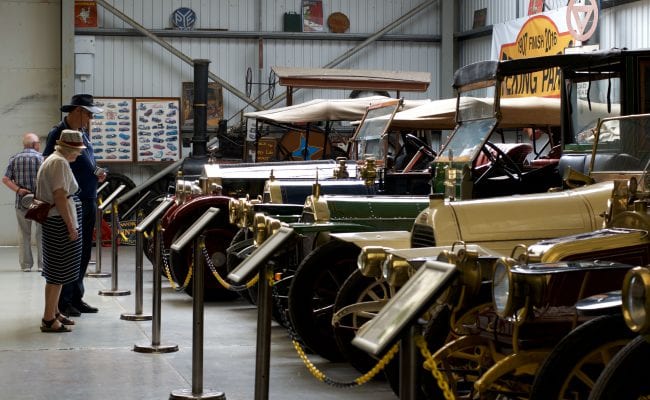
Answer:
401 134 437 172
405 134 437 158
474 141 522 185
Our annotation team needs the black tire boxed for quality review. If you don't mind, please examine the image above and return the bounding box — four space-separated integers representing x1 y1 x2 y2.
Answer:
226 228 255 304
288 239 360 362
333 270 391 374
589 335 650 400
530 314 636 400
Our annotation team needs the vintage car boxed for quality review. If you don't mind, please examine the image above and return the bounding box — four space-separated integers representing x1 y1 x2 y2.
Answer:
160 96 437 298
234 89 564 362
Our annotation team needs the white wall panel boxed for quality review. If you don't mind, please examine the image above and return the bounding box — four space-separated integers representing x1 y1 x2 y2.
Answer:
599 0 650 50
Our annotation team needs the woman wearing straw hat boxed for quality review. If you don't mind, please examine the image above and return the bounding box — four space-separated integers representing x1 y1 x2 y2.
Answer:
35 130 85 332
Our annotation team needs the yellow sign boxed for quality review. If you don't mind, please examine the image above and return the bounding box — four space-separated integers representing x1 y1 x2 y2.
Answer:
499 15 574 97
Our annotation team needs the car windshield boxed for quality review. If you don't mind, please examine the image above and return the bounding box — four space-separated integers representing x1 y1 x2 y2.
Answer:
568 75 621 147
592 114 650 173
435 119 498 163
351 100 400 161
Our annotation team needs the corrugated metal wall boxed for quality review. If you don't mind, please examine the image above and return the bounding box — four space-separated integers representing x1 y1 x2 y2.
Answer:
86 0 440 122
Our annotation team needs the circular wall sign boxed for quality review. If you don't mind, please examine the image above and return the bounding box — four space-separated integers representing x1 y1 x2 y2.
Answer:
566 0 599 42
171 7 197 31
327 12 350 33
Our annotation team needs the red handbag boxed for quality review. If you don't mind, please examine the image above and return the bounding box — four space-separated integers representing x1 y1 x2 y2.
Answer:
24 198 53 224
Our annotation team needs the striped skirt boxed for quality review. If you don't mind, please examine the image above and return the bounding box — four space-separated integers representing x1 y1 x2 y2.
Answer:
41 199 82 285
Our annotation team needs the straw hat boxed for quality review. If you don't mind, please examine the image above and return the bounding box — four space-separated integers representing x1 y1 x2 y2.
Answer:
56 129 87 149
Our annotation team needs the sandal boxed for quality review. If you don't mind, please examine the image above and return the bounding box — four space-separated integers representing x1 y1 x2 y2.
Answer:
56 313 75 326
40 318 71 333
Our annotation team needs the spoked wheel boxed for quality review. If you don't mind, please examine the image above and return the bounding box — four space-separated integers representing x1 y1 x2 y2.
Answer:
529 314 636 400
225 228 256 304
589 335 650 400
288 240 360 361
333 270 392 374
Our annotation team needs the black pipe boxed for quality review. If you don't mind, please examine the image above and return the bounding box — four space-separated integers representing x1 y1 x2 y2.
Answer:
183 59 211 177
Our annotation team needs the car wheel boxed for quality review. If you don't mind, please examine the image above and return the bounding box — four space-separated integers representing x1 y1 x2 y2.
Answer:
333 270 391 374
288 239 359 361
589 335 650 400
529 314 635 400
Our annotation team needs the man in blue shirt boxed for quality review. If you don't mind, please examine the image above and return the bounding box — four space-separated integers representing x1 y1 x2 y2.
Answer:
44 94 106 317
2 133 44 272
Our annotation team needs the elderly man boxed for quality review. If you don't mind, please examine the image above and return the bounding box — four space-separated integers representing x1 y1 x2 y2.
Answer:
3 133 44 272
43 94 106 317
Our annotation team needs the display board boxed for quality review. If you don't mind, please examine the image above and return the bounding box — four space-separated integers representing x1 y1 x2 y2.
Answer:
135 98 181 162
91 98 134 162
352 260 457 356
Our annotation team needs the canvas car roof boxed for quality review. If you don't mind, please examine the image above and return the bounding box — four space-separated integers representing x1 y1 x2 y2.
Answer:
370 96 561 129
244 96 429 124
453 48 629 90
272 66 431 92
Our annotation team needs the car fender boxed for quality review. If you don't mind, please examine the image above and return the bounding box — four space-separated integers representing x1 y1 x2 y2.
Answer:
330 230 412 249
162 195 235 247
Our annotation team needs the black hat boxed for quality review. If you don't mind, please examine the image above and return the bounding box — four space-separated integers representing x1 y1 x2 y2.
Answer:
60 94 103 114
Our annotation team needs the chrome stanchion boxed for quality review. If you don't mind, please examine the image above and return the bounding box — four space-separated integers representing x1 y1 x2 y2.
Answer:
98 184 130 296
133 198 178 351
227 227 294 400
87 181 111 276
169 207 225 400
121 191 158 322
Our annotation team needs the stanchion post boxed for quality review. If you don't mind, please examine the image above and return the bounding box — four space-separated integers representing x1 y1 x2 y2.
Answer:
99 184 130 296
254 261 273 400
88 181 111 277
132 199 179 349
169 207 225 400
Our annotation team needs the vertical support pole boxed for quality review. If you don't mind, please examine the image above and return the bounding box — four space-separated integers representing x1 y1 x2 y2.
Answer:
254 261 273 400
87 206 110 277
99 201 130 296
134 215 177 353
169 236 224 400
121 227 152 321
399 325 418 400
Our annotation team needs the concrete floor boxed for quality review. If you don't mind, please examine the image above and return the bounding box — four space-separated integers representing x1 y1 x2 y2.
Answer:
0 246 397 400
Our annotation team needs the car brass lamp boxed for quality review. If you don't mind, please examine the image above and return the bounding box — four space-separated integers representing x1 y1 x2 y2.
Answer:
357 246 390 278
492 257 547 319
382 254 411 287
437 246 487 307
622 266 650 334
253 212 268 246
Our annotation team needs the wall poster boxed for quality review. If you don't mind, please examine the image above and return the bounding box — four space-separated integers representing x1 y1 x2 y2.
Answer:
181 82 224 131
91 98 134 162
302 0 324 32
135 98 181 162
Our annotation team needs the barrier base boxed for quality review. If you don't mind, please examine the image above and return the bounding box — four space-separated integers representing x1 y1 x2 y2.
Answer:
87 272 111 278
169 388 225 400
134 342 178 354
121 312 152 321
98 289 131 296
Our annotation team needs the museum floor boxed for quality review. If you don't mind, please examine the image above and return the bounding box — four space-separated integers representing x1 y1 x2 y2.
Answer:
0 245 396 400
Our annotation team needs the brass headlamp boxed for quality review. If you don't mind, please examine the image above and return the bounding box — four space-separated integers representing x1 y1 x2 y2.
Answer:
492 256 546 319
622 266 650 334
357 246 390 278
382 254 411 287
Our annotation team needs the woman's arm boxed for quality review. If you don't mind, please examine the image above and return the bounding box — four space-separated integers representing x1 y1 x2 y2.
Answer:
53 187 78 241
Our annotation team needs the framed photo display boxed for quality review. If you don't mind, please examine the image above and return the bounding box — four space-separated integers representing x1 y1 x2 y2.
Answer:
91 98 134 162
135 98 181 162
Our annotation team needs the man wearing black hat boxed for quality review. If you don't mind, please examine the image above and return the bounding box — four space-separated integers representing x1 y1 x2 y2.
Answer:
43 94 106 317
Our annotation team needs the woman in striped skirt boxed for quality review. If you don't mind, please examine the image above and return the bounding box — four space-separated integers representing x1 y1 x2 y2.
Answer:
35 129 86 333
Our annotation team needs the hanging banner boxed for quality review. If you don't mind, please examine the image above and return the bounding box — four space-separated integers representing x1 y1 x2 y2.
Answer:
491 7 574 97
